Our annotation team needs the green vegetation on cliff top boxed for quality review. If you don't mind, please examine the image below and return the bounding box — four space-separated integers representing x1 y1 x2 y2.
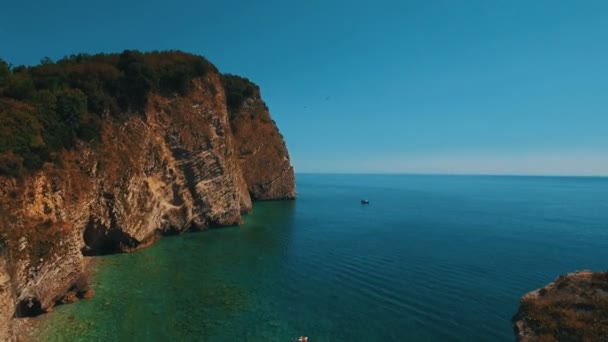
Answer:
0 50 259 176
220 74 258 118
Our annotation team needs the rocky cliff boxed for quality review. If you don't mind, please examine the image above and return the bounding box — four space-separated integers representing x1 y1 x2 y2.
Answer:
228 85 295 200
0 67 294 339
513 270 608 341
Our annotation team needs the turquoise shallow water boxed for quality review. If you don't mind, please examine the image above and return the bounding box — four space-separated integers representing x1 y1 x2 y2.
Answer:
37 174 608 341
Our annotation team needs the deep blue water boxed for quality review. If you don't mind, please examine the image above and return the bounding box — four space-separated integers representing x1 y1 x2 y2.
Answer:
39 174 608 341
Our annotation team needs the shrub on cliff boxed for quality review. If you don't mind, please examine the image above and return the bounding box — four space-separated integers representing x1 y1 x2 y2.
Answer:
3 72 36 100
0 58 10 88
221 74 258 117
29 58 66 91
0 233 7 253
146 51 212 96
0 152 23 177
116 50 156 111
0 99 45 170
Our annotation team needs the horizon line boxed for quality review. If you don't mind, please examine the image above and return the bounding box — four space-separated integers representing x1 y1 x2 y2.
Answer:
294 171 608 178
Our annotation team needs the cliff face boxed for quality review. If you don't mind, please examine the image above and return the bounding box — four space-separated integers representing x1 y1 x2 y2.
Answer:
0 73 294 339
513 270 608 341
229 90 295 200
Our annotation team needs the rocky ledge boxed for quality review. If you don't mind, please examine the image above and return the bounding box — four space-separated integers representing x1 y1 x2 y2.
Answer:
513 270 608 341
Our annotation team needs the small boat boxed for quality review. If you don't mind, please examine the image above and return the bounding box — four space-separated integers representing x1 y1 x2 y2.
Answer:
361 199 369 205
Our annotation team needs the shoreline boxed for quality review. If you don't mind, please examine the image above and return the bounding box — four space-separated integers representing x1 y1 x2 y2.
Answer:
11 256 98 341
10 219 254 341
10 203 273 341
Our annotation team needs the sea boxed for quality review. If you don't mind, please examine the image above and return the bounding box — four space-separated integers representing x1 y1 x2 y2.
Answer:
35 174 608 341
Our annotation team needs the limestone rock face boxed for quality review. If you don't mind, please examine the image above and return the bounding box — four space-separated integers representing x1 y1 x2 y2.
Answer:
0 72 293 338
513 270 608 341
229 91 296 200
0 258 14 341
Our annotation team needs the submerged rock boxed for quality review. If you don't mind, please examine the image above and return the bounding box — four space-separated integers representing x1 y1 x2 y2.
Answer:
513 270 608 341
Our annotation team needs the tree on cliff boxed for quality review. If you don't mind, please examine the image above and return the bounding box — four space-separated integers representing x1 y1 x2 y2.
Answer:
0 59 9 88
117 50 155 111
2 72 36 101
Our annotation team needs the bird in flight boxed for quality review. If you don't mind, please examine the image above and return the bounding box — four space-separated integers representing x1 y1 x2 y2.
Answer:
304 96 330 109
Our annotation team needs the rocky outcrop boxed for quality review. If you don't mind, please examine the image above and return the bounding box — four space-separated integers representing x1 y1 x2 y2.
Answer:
513 270 608 341
0 72 294 339
229 89 295 200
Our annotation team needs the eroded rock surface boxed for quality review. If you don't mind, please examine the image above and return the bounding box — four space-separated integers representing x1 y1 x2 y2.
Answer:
229 88 296 200
513 270 608 341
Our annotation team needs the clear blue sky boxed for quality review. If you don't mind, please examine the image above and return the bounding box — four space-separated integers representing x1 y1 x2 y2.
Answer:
1 0 607 175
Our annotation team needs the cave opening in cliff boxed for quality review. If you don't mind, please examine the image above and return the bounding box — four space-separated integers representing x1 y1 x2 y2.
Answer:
14 297 44 318
81 217 139 256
